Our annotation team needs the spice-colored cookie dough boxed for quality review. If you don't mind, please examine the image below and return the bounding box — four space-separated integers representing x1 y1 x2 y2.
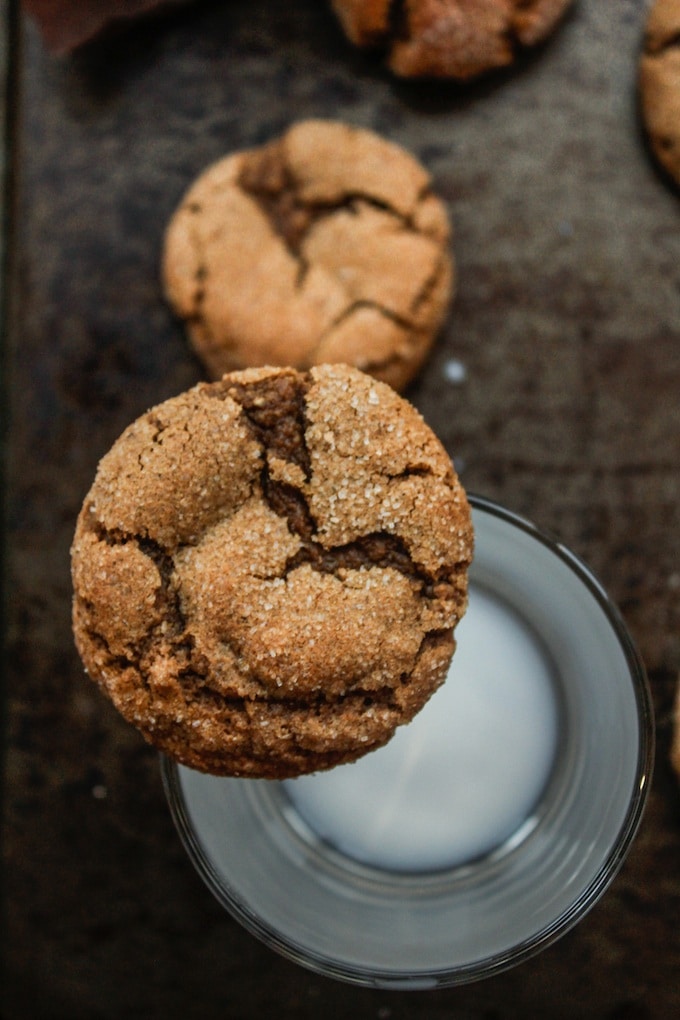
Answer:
162 120 453 392
639 0 680 187
71 365 473 779
330 0 575 80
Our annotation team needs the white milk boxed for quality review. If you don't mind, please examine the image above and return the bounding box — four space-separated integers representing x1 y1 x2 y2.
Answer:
284 585 559 872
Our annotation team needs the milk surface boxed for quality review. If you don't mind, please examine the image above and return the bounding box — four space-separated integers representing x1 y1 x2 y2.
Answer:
284 585 559 872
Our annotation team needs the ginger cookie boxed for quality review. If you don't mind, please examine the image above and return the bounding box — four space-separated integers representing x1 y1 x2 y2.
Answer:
71 365 473 779
672 677 680 781
162 120 453 392
639 0 680 187
330 0 575 80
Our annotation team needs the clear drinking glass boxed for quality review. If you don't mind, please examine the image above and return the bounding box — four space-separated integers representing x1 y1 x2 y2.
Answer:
162 495 654 989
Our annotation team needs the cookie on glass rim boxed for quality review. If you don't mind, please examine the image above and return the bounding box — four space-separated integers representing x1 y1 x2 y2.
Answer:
71 365 473 779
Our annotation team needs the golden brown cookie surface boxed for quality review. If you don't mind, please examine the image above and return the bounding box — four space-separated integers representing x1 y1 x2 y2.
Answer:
71 365 473 778
639 0 680 187
162 120 453 392
330 0 575 80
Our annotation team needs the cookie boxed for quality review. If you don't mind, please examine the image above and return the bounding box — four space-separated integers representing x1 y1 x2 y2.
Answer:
672 677 680 781
162 120 453 392
71 365 473 779
639 0 680 187
330 0 575 80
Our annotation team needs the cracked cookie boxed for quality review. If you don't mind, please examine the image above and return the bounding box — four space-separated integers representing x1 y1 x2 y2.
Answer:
329 0 576 80
71 364 473 778
162 120 453 392
639 0 680 187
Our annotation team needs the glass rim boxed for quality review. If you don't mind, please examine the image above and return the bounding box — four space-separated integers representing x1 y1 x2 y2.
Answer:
161 493 655 989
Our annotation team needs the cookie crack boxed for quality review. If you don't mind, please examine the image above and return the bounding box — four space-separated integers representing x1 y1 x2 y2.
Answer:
83 518 208 686
282 488 454 597
645 30 680 57
310 300 418 369
79 622 148 684
238 143 424 258
197 680 399 712
148 412 169 445
324 298 414 337
131 537 211 685
252 465 452 598
314 241 447 356
218 375 455 597
135 536 185 635
224 373 312 479
345 345 408 380
285 530 453 600
236 143 308 252
386 464 435 480
311 303 424 378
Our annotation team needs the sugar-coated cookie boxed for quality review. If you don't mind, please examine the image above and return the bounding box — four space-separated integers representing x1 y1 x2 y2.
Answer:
71 365 473 778
639 0 680 187
162 120 453 392
330 0 575 80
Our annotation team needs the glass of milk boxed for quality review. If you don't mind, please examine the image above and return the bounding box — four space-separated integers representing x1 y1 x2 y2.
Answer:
162 495 654 989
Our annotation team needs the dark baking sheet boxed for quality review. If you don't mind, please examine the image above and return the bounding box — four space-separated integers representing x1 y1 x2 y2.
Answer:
2 1 679 1017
